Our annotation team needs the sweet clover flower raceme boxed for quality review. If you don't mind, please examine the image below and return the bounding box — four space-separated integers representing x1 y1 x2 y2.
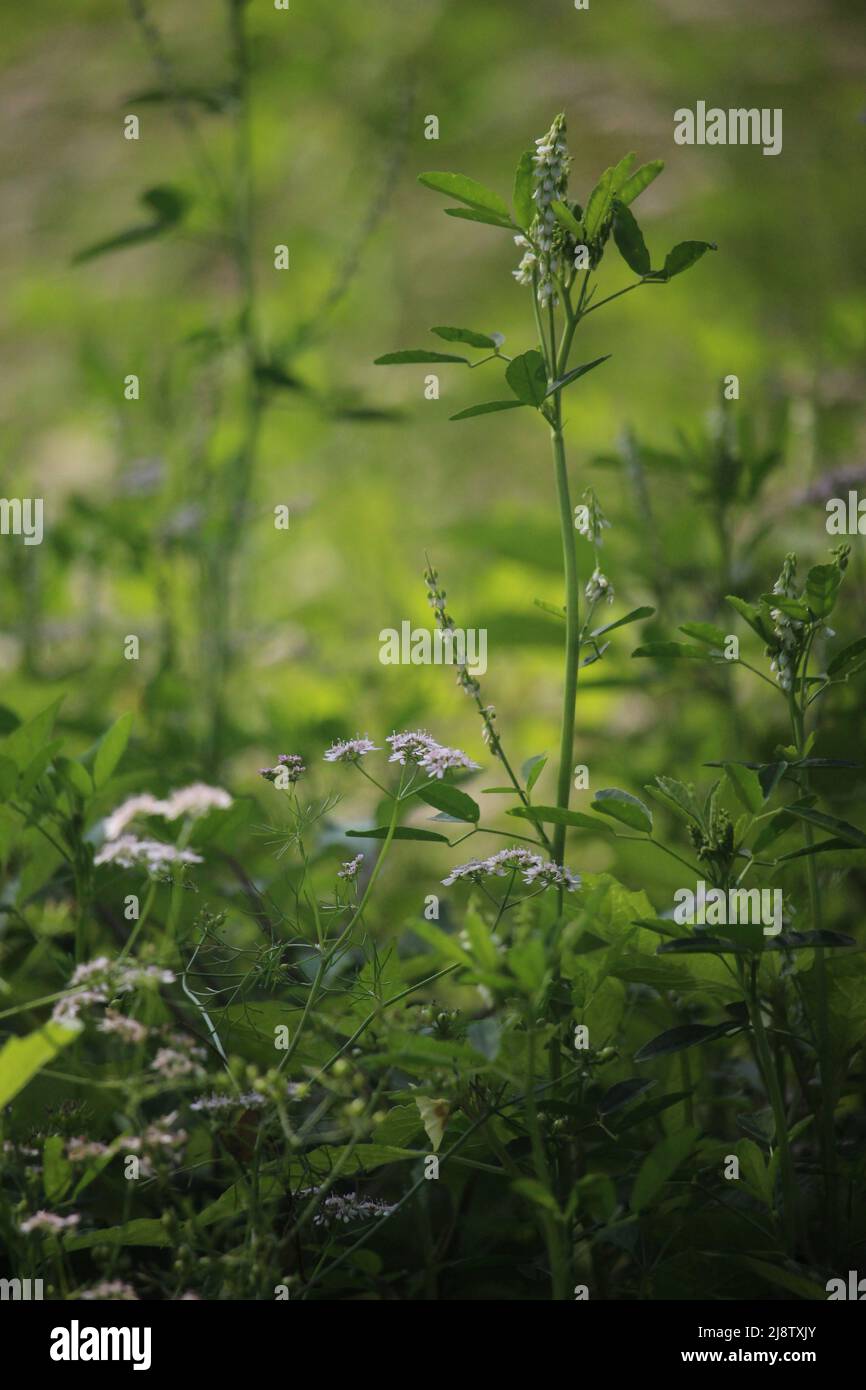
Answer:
514 113 572 304
442 846 581 891
768 552 803 692
386 730 480 778
585 566 615 606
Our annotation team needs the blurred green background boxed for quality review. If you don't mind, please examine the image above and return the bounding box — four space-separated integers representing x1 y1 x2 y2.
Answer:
2 0 865 929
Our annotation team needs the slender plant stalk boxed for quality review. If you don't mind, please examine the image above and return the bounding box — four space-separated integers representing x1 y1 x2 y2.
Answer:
788 679 836 1253
550 413 580 868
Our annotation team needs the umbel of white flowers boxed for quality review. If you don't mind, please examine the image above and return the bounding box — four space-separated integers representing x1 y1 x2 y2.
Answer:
513 113 572 305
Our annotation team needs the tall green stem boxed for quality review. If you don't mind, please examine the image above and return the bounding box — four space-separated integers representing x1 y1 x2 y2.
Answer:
787 685 836 1252
743 962 798 1251
551 413 580 868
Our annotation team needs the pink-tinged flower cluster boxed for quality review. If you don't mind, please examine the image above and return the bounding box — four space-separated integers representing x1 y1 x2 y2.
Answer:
442 846 581 891
323 736 380 763
386 730 480 780
150 1045 207 1080
337 853 364 881
116 1112 188 1176
260 753 306 784
97 1009 148 1043
66 1138 110 1163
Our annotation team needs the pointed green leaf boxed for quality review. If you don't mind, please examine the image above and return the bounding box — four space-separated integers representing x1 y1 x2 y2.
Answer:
418 171 510 220
345 826 449 843
545 354 611 398
725 595 774 644
73 186 188 264
93 712 133 789
592 787 652 833
612 202 651 276
723 763 763 815
634 1022 737 1062
523 753 548 795
443 206 514 229
631 1126 699 1214
783 805 866 848
1 698 62 772
632 641 709 659
0 1022 80 1108
659 240 716 280
450 400 527 421
431 326 497 349
506 350 548 406
508 805 611 831
583 166 616 242
550 199 585 239
678 622 727 648
617 159 664 207
592 606 655 638
827 635 866 678
416 783 480 823
804 563 842 618
375 349 470 365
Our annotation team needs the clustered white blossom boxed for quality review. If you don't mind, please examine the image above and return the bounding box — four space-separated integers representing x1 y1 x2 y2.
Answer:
323 736 380 763
51 957 176 1028
768 553 803 692
66 1138 110 1162
79 1281 139 1300
585 566 615 606
386 730 480 780
20 1210 81 1235
94 836 203 873
150 1045 207 1080
116 1112 187 1175
298 1188 397 1227
104 783 232 840
189 1082 303 1113
442 846 580 892
513 113 572 304
337 853 364 881
97 1009 149 1043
